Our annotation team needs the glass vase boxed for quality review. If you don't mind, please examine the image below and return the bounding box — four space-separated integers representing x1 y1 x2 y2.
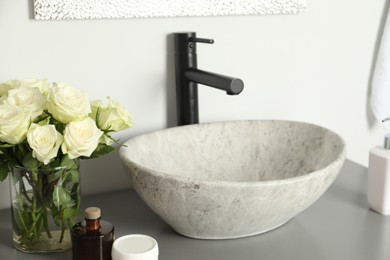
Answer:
9 161 81 253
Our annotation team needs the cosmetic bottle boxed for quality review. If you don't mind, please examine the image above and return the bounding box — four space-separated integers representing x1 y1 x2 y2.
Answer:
368 134 390 215
71 207 115 260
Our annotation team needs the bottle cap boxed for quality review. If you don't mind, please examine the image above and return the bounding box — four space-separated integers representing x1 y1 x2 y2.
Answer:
85 207 101 220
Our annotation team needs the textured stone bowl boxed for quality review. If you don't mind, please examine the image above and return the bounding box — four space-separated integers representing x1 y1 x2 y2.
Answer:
120 120 346 239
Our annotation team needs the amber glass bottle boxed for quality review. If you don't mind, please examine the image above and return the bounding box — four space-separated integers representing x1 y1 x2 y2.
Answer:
71 207 115 260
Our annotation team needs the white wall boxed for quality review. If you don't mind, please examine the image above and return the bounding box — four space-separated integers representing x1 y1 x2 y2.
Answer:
0 0 387 208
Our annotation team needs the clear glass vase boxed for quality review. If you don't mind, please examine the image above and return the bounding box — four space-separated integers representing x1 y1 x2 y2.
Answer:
9 161 81 253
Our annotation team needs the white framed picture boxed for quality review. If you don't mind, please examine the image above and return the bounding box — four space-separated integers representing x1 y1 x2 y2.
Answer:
33 0 307 20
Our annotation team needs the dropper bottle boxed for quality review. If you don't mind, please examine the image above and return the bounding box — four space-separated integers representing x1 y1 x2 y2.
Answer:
85 207 101 236
71 207 115 260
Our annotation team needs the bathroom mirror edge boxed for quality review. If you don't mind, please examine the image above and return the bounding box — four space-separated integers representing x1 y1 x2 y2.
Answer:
33 0 307 20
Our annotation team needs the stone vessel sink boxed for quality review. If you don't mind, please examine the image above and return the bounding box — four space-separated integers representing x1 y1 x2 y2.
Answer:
119 120 346 239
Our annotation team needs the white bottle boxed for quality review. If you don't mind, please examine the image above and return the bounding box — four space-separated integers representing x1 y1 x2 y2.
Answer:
368 134 390 215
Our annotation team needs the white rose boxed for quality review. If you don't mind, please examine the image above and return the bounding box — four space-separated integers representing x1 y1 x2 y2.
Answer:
0 104 31 144
47 82 91 124
91 97 132 132
6 87 46 119
0 96 7 105
61 117 103 159
3 79 50 96
1 80 20 89
0 83 11 96
27 124 63 165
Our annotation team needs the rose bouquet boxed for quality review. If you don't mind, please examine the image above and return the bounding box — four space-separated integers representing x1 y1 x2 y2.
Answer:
0 79 132 252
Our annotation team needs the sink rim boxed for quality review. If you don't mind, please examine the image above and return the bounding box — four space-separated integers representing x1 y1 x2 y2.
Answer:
120 119 346 187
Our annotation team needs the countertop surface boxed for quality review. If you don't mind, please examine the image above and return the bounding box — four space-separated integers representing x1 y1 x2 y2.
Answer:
1 159 389 260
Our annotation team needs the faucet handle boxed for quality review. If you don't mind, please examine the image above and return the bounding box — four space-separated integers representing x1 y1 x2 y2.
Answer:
174 32 213 53
189 37 214 44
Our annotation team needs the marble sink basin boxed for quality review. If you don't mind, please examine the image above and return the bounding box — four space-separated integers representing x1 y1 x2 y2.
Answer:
119 120 346 239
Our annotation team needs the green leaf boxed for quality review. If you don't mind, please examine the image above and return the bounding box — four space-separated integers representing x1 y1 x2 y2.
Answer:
62 206 78 220
69 170 80 183
0 143 15 148
22 153 39 169
87 145 115 159
53 186 71 208
60 155 78 169
0 163 9 181
47 169 63 184
36 116 50 126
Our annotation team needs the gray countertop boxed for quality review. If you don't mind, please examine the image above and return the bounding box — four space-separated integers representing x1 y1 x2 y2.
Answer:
1 159 389 260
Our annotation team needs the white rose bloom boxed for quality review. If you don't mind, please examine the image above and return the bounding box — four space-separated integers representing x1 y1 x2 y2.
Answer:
0 96 7 105
47 82 91 124
1 80 20 89
3 79 50 96
0 83 11 96
62 117 103 159
27 124 63 165
91 97 132 132
6 87 46 119
0 104 31 144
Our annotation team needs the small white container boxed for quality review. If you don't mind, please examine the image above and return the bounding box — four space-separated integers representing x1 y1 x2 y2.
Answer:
368 134 390 215
112 234 159 260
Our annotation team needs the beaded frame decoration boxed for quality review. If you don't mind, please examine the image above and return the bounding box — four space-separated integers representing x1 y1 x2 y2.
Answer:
33 0 306 20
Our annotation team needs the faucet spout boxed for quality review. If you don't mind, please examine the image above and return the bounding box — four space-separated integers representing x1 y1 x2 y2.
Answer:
174 32 244 126
185 68 244 95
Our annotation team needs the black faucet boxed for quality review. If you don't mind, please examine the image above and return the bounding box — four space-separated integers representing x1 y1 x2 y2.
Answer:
174 32 244 126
